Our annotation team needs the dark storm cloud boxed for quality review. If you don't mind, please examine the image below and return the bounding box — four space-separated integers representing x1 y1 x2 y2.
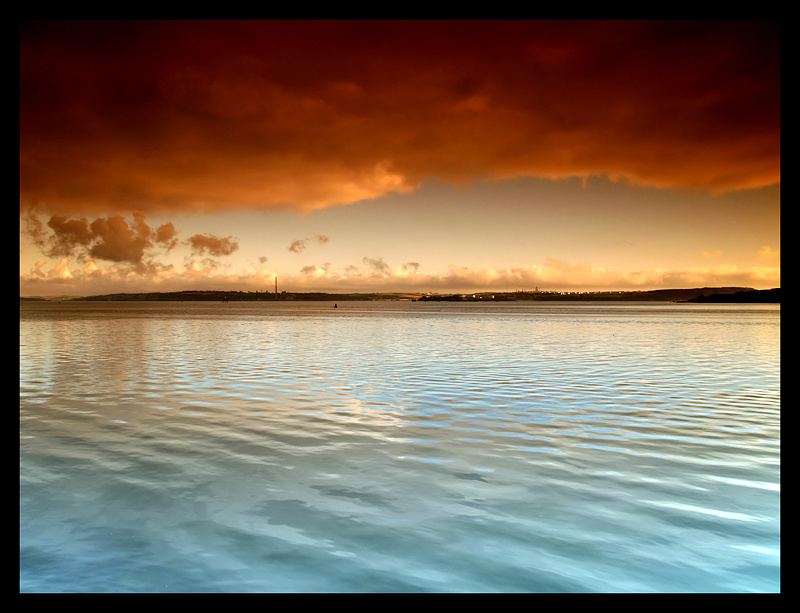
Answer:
20 20 780 218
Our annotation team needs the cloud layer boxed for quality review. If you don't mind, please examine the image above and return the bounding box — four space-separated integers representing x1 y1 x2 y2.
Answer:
20 20 780 217
21 246 779 297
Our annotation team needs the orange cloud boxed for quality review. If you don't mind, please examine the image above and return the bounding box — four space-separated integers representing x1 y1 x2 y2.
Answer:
20 20 779 217
187 233 239 257
758 245 780 262
23 210 231 267
289 234 330 253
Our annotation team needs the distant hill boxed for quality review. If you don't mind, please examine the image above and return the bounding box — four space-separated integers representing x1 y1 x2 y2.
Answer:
511 287 756 302
38 286 773 303
68 290 403 302
682 288 780 303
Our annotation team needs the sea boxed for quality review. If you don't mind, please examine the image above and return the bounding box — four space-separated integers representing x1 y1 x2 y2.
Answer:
19 300 780 593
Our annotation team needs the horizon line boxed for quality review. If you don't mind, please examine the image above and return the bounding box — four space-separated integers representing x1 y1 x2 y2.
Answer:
21 286 779 300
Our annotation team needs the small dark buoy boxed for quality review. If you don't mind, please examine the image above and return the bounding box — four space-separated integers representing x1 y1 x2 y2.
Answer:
334 303 338 308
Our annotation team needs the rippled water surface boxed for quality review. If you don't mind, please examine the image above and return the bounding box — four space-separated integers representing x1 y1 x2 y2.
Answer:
20 300 780 592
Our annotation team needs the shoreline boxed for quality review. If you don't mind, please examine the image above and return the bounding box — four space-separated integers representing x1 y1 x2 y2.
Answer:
20 287 780 303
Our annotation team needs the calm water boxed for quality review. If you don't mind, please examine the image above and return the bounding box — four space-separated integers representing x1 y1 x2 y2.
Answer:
19 300 780 592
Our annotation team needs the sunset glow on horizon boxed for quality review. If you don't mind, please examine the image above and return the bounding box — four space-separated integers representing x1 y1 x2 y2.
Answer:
20 20 780 296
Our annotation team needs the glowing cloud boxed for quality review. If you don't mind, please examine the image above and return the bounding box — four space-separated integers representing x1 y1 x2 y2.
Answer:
758 245 780 262
20 252 780 297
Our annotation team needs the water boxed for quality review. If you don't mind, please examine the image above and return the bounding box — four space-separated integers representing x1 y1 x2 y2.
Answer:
19 300 780 592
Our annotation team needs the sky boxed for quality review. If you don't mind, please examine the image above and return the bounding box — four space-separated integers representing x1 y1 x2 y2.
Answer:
19 20 780 296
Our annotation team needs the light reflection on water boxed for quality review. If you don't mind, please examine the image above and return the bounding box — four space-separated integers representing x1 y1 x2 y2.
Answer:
20 301 779 592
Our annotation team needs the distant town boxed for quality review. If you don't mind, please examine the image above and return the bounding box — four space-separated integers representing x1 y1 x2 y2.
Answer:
21 287 780 303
